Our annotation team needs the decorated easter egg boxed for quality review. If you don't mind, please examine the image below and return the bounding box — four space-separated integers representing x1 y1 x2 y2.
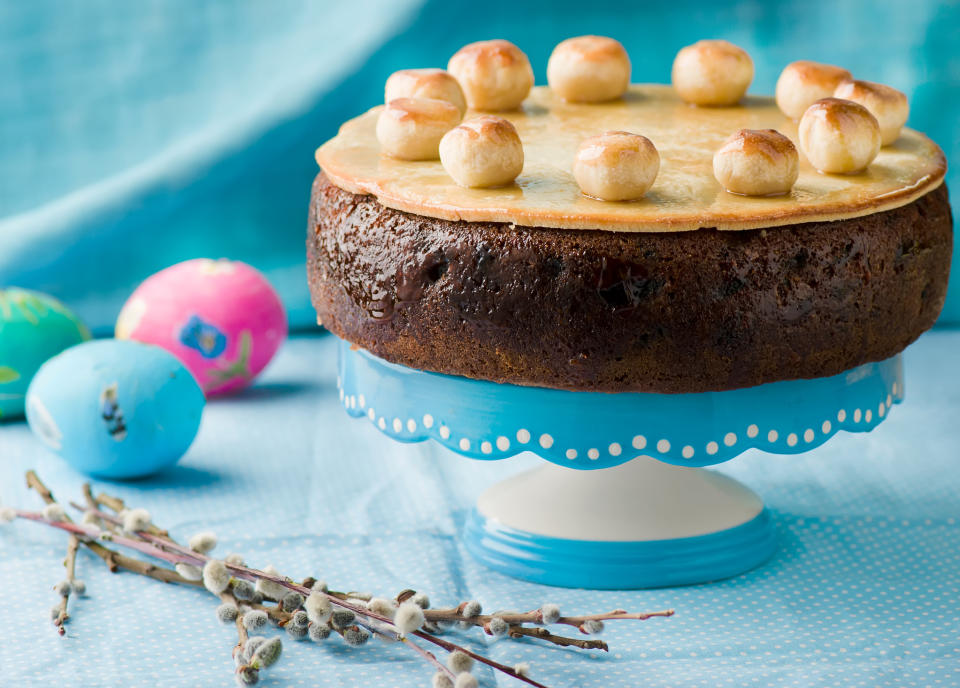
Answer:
0 288 90 420
115 258 287 396
26 339 205 479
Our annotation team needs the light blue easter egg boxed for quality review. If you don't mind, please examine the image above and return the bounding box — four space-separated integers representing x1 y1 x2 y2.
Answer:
0 288 91 420
25 339 205 479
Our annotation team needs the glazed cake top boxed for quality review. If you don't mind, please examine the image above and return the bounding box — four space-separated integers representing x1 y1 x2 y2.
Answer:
315 84 946 232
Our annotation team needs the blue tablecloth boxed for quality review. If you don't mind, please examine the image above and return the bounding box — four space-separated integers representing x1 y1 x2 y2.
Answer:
1 331 958 687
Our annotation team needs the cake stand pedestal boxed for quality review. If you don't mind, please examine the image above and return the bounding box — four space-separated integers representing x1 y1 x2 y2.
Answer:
337 340 902 589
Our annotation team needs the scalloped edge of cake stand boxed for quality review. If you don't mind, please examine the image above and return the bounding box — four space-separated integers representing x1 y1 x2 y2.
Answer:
337 340 903 470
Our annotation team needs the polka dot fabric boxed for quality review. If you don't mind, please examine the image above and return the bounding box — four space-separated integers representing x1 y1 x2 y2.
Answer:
1 333 958 687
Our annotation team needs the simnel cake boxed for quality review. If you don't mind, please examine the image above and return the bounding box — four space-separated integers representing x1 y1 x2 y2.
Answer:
308 37 951 393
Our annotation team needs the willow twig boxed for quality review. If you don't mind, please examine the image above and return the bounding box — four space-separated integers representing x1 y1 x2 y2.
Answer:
27 472 197 585
93 490 171 540
51 534 80 635
402 637 457 683
424 605 674 632
413 631 550 688
509 625 608 651
14 472 678 688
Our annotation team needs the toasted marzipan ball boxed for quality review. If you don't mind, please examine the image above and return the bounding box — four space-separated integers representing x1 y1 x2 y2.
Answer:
671 40 753 106
833 79 909 146
384 68 467 115
572 131 660 201
798 97 881 174
439 115 524 187
547 35 631 103
712 129 799 196
376 98 462 161
447 40 534 111
775 61 852 120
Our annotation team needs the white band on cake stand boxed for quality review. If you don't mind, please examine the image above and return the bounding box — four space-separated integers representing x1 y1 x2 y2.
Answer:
466 459 775 588
337 340 902 589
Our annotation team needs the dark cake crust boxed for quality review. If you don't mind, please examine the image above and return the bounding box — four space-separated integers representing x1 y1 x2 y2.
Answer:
308 173 952 393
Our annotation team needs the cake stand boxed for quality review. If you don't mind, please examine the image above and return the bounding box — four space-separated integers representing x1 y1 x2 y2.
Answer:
336 339 903 589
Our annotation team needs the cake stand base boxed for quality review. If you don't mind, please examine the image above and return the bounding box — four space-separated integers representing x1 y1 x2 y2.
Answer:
338 341 903 589
464 457 776 589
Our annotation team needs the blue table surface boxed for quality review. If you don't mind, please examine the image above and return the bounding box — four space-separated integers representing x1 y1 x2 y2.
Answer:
1 331 959 687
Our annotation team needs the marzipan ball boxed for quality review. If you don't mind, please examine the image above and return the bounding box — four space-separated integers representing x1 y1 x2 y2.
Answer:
572 131 660 201
376 97 462 161
447 40 534 111
775 60 852 119
384 68 467 115
712 129 799 196
833 79 909 146
799 97 881 174
439 116 524 188
671 40 753 106
547 35 631 103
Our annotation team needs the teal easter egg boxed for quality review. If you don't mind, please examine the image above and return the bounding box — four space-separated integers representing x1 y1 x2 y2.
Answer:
25 339 205 479
0 288 90 420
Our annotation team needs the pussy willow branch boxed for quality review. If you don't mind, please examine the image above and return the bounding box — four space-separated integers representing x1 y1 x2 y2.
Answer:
91 489 171 540
403 636 458 683
66 504 595 684
27 472 198 586
413 631 551 688
424 606 675 633
16 473 675 688
220 591 250 661
235 608 249 655
509 626 607 651
51 534 80 635
74 501 407 656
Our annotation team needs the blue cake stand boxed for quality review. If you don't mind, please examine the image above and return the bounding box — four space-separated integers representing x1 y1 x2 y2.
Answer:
337 340 903 589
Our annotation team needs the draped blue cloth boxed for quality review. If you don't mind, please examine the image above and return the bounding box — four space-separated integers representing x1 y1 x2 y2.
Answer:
1 0 957 332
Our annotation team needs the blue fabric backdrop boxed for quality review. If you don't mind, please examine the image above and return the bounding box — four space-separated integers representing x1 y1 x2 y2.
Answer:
0 0 957 331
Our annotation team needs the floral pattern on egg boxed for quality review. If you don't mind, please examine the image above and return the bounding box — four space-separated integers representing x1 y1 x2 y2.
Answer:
179 315 228 359
115 259 287 396
0 288 90 419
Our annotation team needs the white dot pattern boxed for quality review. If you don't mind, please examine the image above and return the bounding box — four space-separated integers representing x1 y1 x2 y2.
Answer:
335 345 902 468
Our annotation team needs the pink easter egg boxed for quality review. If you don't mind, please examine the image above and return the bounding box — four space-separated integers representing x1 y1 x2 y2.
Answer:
116 259 287 396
